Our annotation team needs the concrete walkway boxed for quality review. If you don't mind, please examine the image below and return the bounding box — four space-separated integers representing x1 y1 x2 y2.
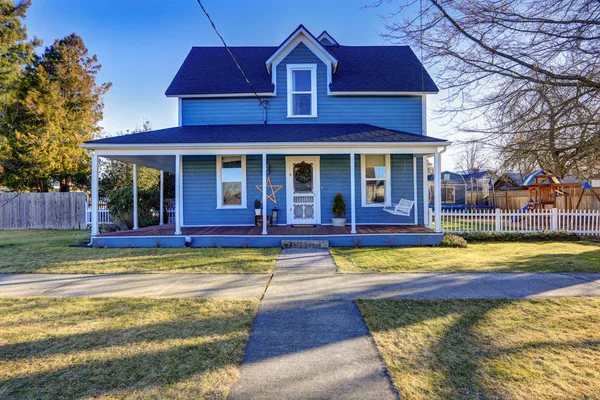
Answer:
229 249 398 399
2 271 599 299
0 273 271 299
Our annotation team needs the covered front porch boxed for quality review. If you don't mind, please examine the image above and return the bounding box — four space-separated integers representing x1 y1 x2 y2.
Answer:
83 124 449 247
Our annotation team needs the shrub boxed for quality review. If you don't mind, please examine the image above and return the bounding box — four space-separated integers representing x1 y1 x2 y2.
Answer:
254 199 261 209
332 192 346 218
460 231 580 243
441 234 468 248
106 186 160 229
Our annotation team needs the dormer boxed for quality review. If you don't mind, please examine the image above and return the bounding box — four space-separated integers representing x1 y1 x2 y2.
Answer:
265 24 339 100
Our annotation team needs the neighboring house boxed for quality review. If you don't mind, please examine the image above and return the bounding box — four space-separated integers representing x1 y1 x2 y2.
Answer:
82 25 450 247
493 172 523 191
462 170 493 205
428 171 467 206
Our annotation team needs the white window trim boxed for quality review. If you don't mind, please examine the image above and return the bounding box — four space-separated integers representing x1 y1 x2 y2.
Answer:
360 154 392 207
216 155 247 209
286 64 318 118
443 186 456 204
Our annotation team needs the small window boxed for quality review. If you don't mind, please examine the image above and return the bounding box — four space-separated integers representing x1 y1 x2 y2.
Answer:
442 187 456 203
287 64 317 117
216 155 246 208
361 154 391 206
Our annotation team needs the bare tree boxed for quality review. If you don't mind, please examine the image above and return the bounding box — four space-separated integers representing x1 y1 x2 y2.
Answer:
373 0 600 178
454 142 489 174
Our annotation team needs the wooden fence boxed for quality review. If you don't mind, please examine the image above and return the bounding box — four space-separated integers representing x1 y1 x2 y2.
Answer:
432 208 600 235
0 192 87 229
492 188 600 210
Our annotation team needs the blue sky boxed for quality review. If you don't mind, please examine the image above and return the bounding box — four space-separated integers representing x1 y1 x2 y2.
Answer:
25 0 455 167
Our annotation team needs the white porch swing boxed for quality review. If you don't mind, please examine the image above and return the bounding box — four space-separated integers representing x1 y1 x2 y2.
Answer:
383 198 415 216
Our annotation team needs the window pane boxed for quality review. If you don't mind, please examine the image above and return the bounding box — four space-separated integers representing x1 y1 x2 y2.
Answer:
365 155 386 179
222 182 242 205
366 180 386 204
293 94 311 115
222 156 242 181
293 69 311 91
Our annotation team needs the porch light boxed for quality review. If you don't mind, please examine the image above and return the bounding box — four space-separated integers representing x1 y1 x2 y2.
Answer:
272 207 278 226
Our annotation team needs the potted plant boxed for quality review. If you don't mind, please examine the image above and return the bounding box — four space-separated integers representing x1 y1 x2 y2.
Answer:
331 192 347 226
254 199 262 215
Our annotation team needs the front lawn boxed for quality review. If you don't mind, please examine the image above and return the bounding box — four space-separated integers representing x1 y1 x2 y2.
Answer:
0 297 258 399
0 230 279 273
358 298 600 400
331 241 600 273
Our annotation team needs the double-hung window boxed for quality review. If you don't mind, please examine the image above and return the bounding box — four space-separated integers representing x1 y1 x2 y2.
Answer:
287 64 317 117
361 154 391 207
216 155 246 208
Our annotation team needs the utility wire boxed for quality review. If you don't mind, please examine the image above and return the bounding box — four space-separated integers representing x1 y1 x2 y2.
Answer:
195 0 266 107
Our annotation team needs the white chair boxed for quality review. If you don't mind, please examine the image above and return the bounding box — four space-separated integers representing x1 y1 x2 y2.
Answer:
383 198 414 216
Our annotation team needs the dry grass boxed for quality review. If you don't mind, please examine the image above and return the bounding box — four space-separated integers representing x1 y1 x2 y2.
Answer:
0 297 259 399
0 230 279 273
331 241 600 273
358 298 600 400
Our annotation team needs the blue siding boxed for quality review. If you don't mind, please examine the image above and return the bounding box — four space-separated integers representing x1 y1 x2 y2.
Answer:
181 43 423 133
183 155 287 226
183 153 424 226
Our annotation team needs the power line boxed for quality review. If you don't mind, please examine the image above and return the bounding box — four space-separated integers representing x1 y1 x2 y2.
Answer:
195 0 266 107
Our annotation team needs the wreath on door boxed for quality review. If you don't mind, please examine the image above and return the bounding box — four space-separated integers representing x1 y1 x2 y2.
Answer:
295 162 312 184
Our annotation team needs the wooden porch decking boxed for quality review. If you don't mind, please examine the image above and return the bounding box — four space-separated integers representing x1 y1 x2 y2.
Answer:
99 224 434 237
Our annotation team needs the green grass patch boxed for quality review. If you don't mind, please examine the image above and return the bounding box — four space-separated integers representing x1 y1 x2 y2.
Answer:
358 298 600 400
331 241 600 273
0 230 279 274
0 297 258 399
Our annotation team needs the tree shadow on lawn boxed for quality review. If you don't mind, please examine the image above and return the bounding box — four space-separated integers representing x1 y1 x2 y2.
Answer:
357 298 600 400
483 247 600 272
0 302 255 399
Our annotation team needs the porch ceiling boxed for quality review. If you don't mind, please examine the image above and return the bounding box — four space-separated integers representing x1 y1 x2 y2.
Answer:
105 155 175 173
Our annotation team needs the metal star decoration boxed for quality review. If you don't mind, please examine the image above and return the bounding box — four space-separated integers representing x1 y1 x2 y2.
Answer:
255 177 283 204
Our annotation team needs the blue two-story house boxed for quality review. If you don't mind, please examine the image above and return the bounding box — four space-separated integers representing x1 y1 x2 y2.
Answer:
83 25 449 247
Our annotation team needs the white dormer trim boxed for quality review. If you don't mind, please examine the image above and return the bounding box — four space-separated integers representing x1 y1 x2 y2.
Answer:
267 26 338 96
317 31 339 47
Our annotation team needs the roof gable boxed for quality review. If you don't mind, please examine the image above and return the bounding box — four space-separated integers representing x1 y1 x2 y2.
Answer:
317 31 339 47
265 25 339 74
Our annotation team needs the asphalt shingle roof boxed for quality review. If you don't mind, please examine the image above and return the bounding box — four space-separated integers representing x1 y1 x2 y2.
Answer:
86 124 446 145
165 46 438 96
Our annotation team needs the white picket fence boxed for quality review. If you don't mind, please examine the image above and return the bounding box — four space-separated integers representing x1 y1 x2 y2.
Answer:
431 208 600 235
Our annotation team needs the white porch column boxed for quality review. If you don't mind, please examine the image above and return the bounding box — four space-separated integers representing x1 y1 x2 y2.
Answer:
132 163 139 230
422 156 429 228
434 151 442 233
91 153 99 236
413 156 419 225
174 155 182 235
262 153 267 235
350 153 356 234
159 170 164 225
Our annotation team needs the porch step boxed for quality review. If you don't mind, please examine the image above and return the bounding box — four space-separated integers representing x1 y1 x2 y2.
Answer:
281 240 329 249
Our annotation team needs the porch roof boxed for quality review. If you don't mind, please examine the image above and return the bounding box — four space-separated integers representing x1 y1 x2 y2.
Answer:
83 124 447 147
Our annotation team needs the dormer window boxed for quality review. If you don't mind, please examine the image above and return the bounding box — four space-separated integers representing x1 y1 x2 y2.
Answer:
287 64 317 118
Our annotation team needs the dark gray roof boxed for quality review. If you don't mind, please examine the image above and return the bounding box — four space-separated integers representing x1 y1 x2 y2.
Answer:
86 124 446 145
165 46 438 96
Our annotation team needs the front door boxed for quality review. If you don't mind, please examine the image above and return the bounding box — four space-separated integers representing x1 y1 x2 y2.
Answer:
286 156 320 225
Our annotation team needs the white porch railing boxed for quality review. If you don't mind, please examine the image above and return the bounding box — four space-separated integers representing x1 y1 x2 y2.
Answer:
85 201 112 225
432 208 600 235
85 201 175 226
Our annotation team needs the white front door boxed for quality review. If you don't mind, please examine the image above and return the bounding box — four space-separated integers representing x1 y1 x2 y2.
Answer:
286 156 320 225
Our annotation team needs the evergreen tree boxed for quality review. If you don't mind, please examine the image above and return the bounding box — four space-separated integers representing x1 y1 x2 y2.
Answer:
0 0 39 184
3 33 111 191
